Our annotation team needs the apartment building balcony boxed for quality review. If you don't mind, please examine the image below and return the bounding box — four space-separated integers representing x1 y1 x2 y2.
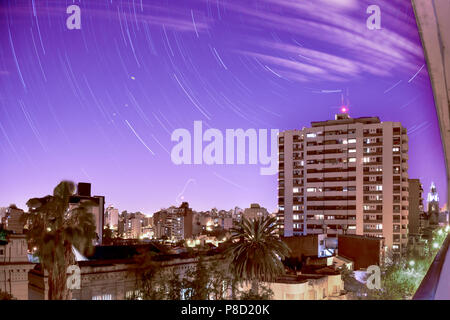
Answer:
363 161 383 165
306 210 356 215
363 181 383 185
363 152 383 156
363 200 382 204
363 142 383 146
363 190 383 195
325 191 356 197
307 219 354 225
363 228 383 233
323 162 347 169
307 200 356 206
363 210 383 214
363 132 383 137
363 219 382 223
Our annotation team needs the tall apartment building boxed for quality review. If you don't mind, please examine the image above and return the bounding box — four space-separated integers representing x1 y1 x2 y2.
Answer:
278 113 409 256
153 202 194 241
105 205 119 230
408 179 424 236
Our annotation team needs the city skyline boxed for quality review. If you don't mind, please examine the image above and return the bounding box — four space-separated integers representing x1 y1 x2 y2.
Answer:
0 0 446 214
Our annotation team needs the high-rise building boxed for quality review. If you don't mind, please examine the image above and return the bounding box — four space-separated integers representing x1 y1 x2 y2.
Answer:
105 205 119 230
1 205 25 234
69 183 105 245
153 202 194 241
408 179 424 236
278 113 409 256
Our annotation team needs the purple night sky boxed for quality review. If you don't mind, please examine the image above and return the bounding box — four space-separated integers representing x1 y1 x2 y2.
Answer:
0 0 446 215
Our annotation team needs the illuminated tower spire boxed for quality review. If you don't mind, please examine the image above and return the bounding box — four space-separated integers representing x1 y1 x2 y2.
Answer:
427 181 439 203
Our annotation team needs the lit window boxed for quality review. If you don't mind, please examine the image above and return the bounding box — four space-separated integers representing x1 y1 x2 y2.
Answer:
307 187 316 192
293 187 300 193
363 157 370 163
376 185 383 191
307 133 317 138
348 148 356 153
348 158 356 163
393 147 400 152
348 138 356 144
293 214 300 220
348 226 356 230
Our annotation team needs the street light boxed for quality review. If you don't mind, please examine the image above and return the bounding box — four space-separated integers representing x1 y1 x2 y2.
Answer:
409 260 415 267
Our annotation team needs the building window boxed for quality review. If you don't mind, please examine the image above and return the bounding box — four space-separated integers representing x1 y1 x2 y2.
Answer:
307 133 317 138
348 157 356 163
348 138 356 144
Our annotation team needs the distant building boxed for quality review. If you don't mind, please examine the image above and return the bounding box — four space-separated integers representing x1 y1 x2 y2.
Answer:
426 182 440 226
1 205 25 234
243 203 269 221
121 212 146 239
153 202 194 241
105 205 119 230
0 232 35 300
69 183 105 245
408 179 424 236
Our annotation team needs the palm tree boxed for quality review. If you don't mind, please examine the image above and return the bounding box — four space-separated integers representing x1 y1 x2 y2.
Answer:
225 216 290 297
23 181 97 300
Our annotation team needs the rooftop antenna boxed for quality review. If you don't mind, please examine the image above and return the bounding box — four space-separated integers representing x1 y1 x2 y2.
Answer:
340 89 349 114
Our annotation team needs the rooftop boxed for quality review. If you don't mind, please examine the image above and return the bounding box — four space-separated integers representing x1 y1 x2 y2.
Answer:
311 114 381 127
